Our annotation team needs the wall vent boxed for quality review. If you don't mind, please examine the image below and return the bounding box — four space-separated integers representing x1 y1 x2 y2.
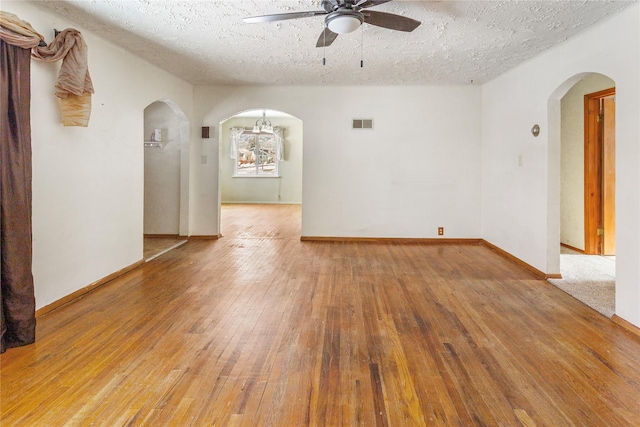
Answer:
353 119 373 129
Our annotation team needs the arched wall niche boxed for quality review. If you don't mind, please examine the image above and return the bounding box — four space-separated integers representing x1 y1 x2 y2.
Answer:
143 99 190 236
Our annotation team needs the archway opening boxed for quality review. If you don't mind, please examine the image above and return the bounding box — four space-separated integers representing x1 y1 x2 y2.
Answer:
143 99 190 260
547 73 616 317
218 108 303 238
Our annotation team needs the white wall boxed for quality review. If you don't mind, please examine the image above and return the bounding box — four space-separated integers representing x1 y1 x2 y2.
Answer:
144 101 182 234
560 74 615 250
220 115 303 204
481 4 639 324
192 86 482 239
4 1 195 309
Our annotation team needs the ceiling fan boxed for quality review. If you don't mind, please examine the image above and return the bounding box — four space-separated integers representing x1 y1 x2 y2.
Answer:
243 0 421 47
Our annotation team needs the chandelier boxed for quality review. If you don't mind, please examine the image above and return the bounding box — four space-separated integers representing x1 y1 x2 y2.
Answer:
252 110 274 134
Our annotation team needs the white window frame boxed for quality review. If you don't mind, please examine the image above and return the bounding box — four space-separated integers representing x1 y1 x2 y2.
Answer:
233 131 280 178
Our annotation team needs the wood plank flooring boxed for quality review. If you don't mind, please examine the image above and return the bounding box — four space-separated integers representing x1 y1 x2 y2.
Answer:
2 204 640 426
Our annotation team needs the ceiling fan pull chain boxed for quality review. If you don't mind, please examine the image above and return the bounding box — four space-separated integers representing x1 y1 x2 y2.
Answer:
360 24 364 67
323 23 327 65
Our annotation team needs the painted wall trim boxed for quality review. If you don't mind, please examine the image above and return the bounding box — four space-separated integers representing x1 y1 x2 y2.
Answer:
188 235 222 240
301 236 482 245
222 202 303 205
560 243 586 254
35 259 145 318
612 315 640 338
482 240 561 280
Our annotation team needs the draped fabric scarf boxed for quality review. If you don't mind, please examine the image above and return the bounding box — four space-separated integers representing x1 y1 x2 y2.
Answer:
0 11 94 127
32 29 94 127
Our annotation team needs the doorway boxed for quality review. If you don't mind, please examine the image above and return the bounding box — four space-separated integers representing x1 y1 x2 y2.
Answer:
584 88 616 255
218 109 303 237
549 74 616 317
143 100 190 260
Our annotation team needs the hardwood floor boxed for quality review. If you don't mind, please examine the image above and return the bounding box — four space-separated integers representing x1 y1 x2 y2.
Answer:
2 204 640 426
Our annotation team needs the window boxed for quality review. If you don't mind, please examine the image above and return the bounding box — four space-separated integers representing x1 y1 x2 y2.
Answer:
230 127 283 177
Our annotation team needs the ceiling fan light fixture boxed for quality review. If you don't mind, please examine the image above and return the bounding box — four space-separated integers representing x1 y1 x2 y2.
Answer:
326 11 363 34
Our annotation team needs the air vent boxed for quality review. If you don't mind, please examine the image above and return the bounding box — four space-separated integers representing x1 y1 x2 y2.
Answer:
353 119 373 129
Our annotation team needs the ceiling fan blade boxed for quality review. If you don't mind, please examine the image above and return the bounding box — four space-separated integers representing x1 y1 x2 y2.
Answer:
316 27 339 47
243 10 326 24
356 0 393 9
363 10 421 32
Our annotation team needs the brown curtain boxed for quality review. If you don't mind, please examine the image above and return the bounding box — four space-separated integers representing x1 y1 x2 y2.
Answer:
0 12 93 352
0 38 36 353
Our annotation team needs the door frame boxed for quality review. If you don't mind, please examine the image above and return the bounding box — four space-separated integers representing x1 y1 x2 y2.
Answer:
583 87 615 254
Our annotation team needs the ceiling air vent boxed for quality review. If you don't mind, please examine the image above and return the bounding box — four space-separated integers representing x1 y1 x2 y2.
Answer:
353 119 373 129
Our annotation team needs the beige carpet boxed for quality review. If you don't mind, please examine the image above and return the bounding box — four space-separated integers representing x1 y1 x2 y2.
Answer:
548 255 615 318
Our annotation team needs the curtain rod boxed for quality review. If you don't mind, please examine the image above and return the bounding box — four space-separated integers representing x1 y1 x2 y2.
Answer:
38 29 61 47
38 28 62 47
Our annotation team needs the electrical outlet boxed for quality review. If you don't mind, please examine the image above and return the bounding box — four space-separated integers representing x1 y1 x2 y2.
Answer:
438 227 444 236
201 155 207 164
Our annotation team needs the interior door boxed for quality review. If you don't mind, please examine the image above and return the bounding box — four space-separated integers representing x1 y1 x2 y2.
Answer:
602 96 616 255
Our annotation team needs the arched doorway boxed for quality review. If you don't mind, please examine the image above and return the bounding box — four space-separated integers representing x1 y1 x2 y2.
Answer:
547 73 616 317
217 109 303 237
143 100 190 260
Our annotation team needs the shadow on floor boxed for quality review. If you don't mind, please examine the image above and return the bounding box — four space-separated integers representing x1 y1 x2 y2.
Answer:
143 237 188 261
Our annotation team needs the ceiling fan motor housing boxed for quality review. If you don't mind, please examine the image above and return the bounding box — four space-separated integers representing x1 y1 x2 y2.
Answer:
322 0 336 13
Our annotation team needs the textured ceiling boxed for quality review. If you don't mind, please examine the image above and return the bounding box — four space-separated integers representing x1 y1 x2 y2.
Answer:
33 0 635 86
